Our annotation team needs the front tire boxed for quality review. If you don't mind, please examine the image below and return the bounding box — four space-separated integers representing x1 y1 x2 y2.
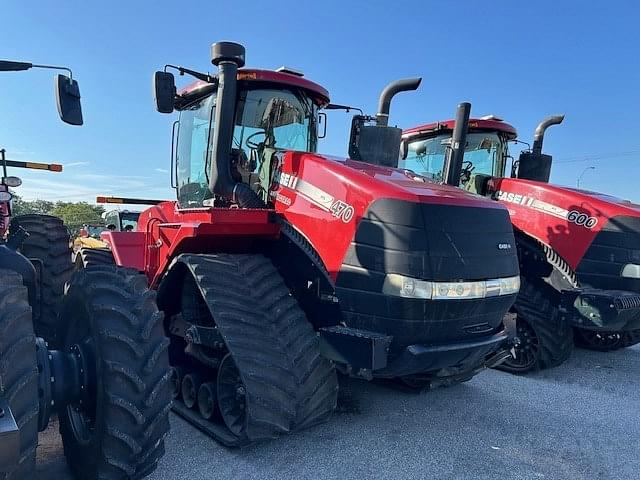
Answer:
59 266 171 479
497 277 573 374
0 270 38 480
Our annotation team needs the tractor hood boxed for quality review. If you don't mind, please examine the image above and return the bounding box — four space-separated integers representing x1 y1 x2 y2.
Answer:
488 177 640 272
274 151 517 280
323 154 507 210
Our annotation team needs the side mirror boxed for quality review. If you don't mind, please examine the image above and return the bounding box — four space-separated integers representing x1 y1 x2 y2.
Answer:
399 140 408 160
153 71 176 113
55 74 83 126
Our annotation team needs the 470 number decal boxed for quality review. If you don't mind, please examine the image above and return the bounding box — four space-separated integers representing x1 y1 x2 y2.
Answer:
330 200 355 223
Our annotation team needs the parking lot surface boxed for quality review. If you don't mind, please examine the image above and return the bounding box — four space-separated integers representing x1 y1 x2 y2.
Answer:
38 344 640 479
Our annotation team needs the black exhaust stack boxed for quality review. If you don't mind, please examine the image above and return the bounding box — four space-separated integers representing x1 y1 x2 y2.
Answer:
349 77 421 167
209 41 265 208
442 102 471 186
376 78 422 127
517 114 564 182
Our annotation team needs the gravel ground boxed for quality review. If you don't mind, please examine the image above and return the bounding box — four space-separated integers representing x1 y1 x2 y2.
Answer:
38 344 640 480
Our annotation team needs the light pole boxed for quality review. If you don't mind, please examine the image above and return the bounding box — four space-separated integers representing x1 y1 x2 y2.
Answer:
577 166 595 188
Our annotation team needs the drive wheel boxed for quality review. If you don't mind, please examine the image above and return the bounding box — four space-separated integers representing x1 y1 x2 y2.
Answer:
0 270 38 480
9 214 72 346
497 277 573 374
59 266 171 479
217 354 247 437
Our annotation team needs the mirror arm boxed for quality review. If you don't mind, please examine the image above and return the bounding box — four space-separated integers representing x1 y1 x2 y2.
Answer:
31 64 73 80
164 64 216 84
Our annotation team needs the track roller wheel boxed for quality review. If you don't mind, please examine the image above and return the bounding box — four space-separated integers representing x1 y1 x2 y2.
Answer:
59 265 171 479
0 270 38 480
169 366 184 399
9 214 72 346
217 354 247 437
496 277 573 374
181 373 202 409
198 382 219 421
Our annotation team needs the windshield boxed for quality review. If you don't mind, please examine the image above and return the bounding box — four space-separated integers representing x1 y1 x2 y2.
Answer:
400 132 506 188
85 225 104 238
176 87 318 208
121 212 140 231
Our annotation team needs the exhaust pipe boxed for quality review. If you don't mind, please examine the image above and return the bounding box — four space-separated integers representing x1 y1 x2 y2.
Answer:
532 114 564 155
208 41 265 208
443 102 471 186
376 77 422 126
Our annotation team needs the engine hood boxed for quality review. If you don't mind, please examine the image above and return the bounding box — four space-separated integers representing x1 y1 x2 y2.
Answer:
322 154 506 210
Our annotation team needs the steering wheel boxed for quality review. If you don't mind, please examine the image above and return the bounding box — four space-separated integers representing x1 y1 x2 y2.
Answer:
245 130 267 149
460 161 475 185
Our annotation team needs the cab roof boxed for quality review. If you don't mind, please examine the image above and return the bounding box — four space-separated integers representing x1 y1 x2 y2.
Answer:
403 118 517 140
178 68 330 106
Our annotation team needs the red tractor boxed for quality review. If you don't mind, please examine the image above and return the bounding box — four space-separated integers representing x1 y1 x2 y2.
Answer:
83 41 521 446
401 112 640 373
0 61 170 479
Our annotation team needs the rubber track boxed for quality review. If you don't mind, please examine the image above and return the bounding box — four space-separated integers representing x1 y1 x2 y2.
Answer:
0 270 38 480
75 247 115 269
498 277 573 373
178 253 337 443
10 214 73 345
59 266 171 479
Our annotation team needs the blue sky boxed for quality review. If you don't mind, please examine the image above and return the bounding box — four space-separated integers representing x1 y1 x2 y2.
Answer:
1 0 638 205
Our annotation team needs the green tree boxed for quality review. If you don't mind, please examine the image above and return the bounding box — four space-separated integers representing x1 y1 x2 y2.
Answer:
50 202 105 231
11 195 55 216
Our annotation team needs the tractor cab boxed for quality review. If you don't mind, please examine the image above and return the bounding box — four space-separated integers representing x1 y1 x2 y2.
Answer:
102 209 140 231
400 117 517 194
166 67 328 208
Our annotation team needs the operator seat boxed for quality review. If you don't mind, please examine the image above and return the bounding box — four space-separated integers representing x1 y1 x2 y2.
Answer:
464 173 492 196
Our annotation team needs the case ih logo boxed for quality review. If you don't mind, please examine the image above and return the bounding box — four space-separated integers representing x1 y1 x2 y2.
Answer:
494 190 598 229
277 172 355 223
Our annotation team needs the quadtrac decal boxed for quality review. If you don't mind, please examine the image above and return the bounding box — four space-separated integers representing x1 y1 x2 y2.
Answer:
277 171 355 223
494 190 598 229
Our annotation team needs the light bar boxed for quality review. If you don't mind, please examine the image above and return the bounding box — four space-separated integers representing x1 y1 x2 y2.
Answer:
96 196 166 205
382 274 520 300
3 159 63 172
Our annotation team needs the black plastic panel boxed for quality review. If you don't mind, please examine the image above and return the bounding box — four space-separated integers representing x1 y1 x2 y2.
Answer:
338 199 519 282
577 215 640 291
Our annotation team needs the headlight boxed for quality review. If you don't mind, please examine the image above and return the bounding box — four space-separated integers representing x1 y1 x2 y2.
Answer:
382 273 520 300
621 264 640 279
0 191 12 202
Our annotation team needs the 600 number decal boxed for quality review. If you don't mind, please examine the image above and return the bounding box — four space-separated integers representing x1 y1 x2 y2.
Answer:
567 210 598 228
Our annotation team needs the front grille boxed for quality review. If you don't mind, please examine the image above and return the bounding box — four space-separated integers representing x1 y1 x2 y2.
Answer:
337 198 519 289
615 293 640 310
